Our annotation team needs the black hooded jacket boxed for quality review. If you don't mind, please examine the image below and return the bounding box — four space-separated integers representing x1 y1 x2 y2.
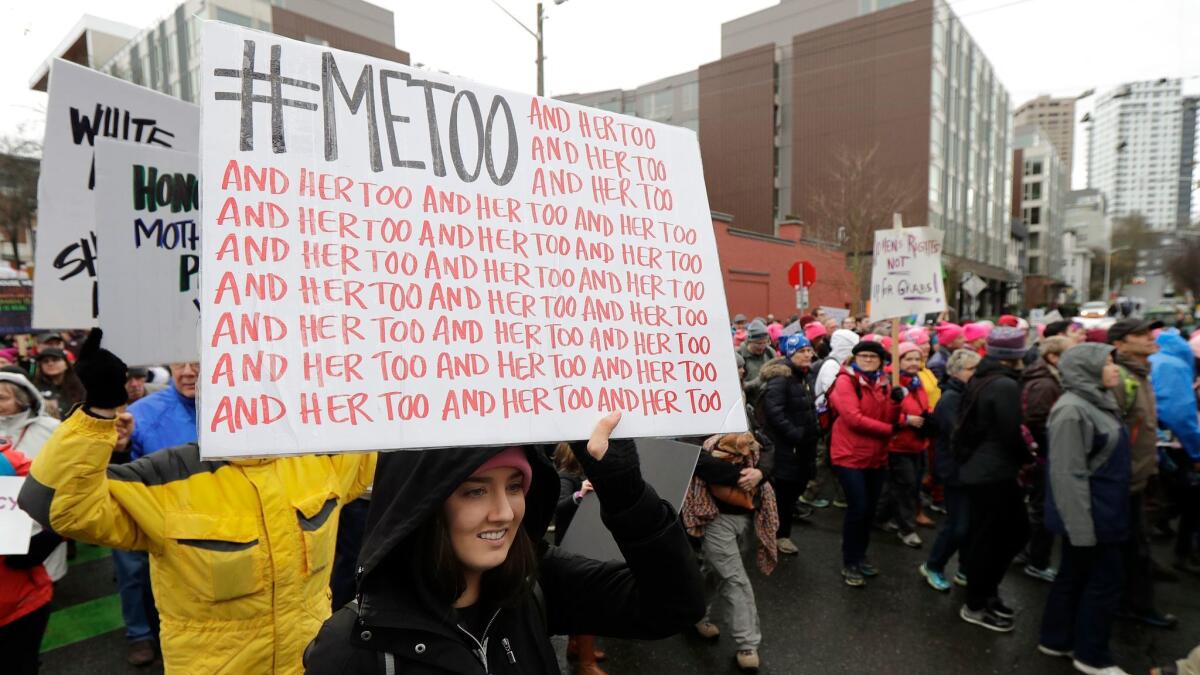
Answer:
303 441 705 674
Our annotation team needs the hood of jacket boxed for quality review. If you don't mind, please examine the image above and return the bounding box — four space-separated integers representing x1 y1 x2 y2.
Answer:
1059 343 1119 414
0 372 46 419
1022 358 1059 386
759 358 798 382
1155 331 1196 375
828 329 859 363
358 444 559 585
973 355 1019 382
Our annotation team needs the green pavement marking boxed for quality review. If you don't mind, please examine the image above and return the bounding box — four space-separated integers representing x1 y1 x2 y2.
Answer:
41 593 123 653
70 543 111 566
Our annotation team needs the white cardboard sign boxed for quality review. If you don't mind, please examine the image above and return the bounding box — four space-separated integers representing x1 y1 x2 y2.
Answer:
35 60 199 329
868 226 946 323
0 477 32 555
198 22 746 457
95 141 200 364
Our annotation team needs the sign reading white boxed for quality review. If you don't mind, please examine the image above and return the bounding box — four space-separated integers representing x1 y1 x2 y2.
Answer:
95 141 200 364
868 226 946 323
35 60 199 329
198 22 745 458
0 476 32 555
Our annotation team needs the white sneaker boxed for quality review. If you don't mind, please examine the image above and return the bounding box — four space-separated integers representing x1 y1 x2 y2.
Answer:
899 531 923 548
1072 660 1130 675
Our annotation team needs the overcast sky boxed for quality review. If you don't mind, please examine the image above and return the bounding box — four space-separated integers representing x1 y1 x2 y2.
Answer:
1 0 1197 189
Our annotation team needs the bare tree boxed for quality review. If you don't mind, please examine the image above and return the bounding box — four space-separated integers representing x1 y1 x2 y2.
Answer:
1166 235 1200 300
1108 214 1156 289
805 144 917 308
0 135 40 270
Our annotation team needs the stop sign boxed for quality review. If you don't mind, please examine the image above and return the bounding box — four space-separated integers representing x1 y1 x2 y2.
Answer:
788 261 816 288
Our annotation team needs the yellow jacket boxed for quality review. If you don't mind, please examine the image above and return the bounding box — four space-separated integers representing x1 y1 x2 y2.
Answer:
20 411 376 674
918 367 941 411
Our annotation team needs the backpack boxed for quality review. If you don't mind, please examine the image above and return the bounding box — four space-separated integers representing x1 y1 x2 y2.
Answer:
951 371 1006 464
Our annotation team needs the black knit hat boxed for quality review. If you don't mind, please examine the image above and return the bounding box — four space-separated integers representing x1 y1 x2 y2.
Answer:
852 340 888 360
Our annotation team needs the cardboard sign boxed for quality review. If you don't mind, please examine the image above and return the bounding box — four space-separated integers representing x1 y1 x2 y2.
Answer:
558 438 700 562
0 476 32 555
818 306 850 324
198 22 745 457
868 226 946 323
95 141 200 364
35 60 199 330
0 279 33 334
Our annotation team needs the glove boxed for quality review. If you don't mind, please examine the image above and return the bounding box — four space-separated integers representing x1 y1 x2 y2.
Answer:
890 386 906 403
74 329 129 409
569 413 643 513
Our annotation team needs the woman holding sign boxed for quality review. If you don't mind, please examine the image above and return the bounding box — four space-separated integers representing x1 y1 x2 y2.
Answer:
304 413 706 674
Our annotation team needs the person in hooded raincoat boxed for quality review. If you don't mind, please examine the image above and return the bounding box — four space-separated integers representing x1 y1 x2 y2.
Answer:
19 331 376 674
303 413 705 674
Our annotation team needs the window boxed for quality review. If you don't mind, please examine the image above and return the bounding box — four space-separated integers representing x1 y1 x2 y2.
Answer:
1023 181 1042 201
304 35 330 46
679 82 698 112
1029 232 1040 250
1029 255 1041 274
1022 206 1040 225
216 7 254 28
1025 159 1042 176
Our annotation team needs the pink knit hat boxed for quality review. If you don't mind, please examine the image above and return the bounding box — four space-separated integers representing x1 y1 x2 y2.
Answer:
963 322 991 343
804 322 828 341
897 341 921 358
904 328 930 345
935 323 963 345
1191 333 1200 360
472 446 532 493
862 333 893 350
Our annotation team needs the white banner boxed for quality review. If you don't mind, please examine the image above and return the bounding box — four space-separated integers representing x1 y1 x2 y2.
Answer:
95 141 200 364
198 22 745 457
35 60 199 329
0 477 32 555
868 226 946 323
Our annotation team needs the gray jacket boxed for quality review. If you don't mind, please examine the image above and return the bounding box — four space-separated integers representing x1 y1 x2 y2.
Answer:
1046 343 1131 546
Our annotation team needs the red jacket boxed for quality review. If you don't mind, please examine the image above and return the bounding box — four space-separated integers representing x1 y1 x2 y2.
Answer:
1 445 52 628
888 375 931 454
829 367 899 469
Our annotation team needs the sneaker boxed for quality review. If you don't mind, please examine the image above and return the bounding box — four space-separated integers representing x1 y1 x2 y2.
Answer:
1071 659 1130 675
1116 609 1178 629
919 563 951 592
799 495 830 508
877 520 900 533
694 621 720 641
899 531 923 548
953 571 968 587
832 498 848 509
736 649 760 672
928 503 948 515
1024 565 1057 582
859 561 879 577
1037 644 1073 658
127 640 156 666
776 538 799 555
959 605 1014 633
916 511 936 528
793 503 814 521
1014 550 1030 566
988 597 1015 619
842 566 866 587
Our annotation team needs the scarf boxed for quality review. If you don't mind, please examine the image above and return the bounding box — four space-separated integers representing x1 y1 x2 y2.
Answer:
681 437 780 575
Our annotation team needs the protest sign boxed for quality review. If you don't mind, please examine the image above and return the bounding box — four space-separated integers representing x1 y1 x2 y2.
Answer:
819 306 849 324
0 476 32 555
198 22 745 457
867 226 946 324
95 141 200 364
559 438 699 562
0 279 33 334
35 60 199 329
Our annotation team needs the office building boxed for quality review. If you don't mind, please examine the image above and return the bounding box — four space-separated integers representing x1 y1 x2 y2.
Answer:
31 0 409 101
1014 95 1076 178
558 70 699 132
1086 79 1194 231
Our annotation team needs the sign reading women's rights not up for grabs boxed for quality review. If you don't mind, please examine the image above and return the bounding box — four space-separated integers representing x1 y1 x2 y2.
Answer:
198 22 746 458
35 60 198 330
94 141 200 364
867 226 946 323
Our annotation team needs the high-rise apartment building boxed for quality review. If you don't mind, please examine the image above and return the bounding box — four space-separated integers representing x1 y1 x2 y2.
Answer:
31 0 408 101
1015 95 1076 178
1013 124 1069 306
1086 79 1194 231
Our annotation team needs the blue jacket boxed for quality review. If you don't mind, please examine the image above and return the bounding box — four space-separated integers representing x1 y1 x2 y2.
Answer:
128 386 197 460
1149 331 1200 462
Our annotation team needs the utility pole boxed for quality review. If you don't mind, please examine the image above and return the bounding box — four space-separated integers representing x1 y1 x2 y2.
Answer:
536 2 544 96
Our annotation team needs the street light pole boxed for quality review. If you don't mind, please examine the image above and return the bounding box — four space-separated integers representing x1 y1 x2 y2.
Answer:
536 2 544 97
1103 246 1131 300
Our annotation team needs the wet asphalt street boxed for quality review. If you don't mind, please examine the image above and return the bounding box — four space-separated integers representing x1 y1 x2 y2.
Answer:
38 505 1200 675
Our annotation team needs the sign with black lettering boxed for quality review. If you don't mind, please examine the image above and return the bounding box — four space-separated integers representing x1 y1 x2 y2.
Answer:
35 60 198 329
199 22 744 457
95 140 200 363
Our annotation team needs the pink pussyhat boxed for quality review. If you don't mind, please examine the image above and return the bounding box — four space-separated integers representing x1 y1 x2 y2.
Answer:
897 341 921 358
804 322 828 341
904 328 930 345
472 446 532 494
934 323 963 345
963 322 991 343
863 333 893 350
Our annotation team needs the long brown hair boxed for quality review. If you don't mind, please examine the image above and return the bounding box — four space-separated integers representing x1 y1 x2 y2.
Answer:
553 442 581 476
413 501 540 609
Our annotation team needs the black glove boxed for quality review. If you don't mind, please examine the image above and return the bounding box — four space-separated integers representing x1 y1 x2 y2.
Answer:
74 329 129 409
890 386 907 403
569 437 643 514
